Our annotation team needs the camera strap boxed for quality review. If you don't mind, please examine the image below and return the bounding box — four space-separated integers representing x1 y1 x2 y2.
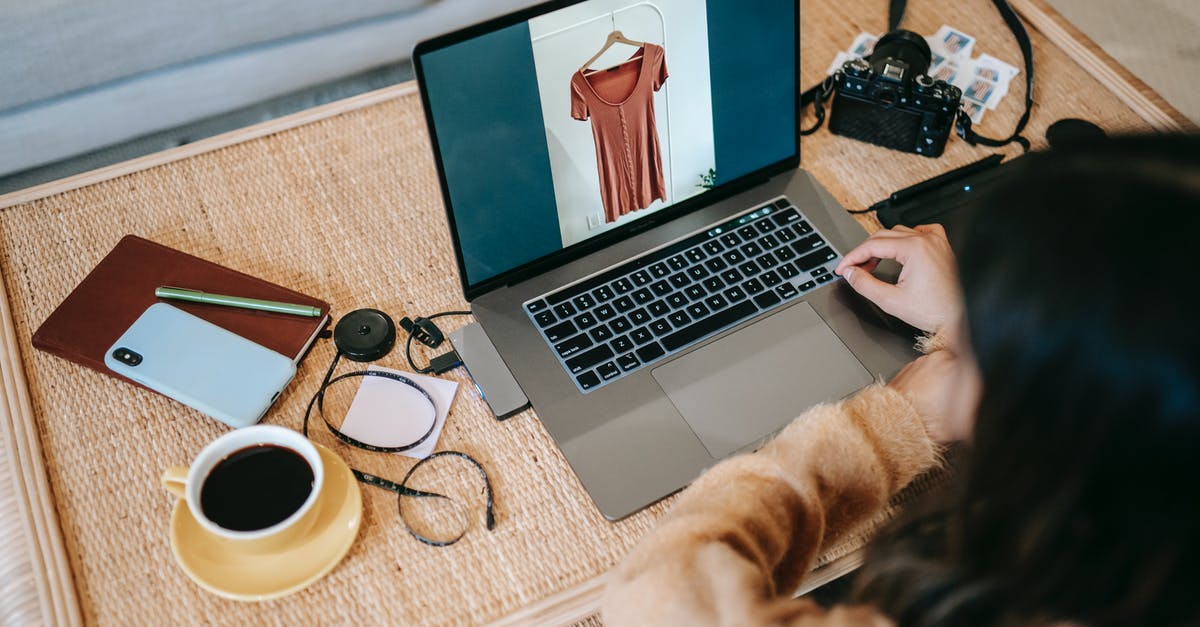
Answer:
802 0 1035 151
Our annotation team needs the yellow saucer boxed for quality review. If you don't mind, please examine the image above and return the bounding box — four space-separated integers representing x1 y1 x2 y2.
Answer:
169 443 362 601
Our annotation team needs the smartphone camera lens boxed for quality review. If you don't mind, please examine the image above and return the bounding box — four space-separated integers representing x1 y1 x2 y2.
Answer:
113 347 142 366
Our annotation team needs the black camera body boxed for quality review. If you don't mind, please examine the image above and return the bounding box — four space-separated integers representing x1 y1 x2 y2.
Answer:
828 30 962 158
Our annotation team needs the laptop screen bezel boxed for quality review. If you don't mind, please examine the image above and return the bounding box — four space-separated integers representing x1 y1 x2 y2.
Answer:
413 0 801 302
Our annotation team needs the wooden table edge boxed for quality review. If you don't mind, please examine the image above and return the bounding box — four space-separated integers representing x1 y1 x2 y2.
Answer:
0 3 1190 624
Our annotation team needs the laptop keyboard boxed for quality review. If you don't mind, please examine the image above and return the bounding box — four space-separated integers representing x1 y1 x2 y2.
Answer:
524 197 842 393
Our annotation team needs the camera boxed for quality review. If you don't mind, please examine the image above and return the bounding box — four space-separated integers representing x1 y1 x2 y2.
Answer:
112 347 142 366
828 30 962 157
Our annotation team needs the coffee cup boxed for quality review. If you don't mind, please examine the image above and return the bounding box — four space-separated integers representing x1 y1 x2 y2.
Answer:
162 425 324 552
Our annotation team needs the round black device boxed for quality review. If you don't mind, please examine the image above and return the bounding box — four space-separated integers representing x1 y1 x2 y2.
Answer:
333 308 396 362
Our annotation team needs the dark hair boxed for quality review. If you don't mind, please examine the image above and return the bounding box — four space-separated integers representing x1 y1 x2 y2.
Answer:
853 134 1200 626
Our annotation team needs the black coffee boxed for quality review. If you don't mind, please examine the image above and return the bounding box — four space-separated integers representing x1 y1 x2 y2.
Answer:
200 444 315 532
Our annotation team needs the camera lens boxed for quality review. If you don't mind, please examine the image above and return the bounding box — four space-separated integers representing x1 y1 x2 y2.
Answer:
869 29 932 80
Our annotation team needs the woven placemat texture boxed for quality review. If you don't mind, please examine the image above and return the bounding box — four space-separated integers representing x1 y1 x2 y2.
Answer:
0 1 1152 625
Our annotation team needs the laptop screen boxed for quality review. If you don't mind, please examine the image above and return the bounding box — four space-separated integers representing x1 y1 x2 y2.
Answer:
415 0 797 299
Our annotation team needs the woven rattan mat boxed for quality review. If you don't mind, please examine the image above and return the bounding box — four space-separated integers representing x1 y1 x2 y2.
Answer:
0 1 1155 624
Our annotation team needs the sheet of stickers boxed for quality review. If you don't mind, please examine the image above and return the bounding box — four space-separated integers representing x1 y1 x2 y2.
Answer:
826 26 1020 125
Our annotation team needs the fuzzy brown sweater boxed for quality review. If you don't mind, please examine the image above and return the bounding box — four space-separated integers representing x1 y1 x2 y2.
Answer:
601 384 939 626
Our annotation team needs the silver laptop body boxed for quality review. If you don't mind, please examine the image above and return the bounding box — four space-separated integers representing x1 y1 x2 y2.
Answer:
415 0 915 520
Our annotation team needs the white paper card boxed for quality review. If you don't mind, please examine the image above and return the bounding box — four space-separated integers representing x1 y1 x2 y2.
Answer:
339 365 459 459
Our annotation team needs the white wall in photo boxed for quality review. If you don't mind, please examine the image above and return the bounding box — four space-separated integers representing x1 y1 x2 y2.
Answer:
529 0 716 248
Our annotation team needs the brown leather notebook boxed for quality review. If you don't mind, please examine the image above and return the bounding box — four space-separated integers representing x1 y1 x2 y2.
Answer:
33 235 331 386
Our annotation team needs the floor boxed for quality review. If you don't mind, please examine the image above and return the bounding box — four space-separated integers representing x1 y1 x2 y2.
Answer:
1 2 1195 195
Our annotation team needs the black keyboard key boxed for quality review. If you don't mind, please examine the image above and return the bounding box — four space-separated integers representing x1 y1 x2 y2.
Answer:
534 310 556 327
817 273 836 284
613 278 634 294
702 276 725 292
611 335 635 353
737 226 758 240
754 290 782 309
666 293 688 309
756 253 778 269
566 344 614 374
668 254 687 271
702 240 724 255
775 246 796 262
739 261 760 276
668 272 691 289
687 265 709 281
628 308 651 326
631 270 652 286
553 302 576 318
704 257 728 272
685 285 706 300
650 280 671 296
799 280 816 291
662 300 758 351
610 316 632 333
705 294 729 310
744 278 765 294
720 233 742 247
754 217 776 233
797 246 838 271
778 262 799 279
573 294 596 311
794 220 813 235
555 333 593 359
811 268 828 277
793 234 825 253
631 327 654 345
544 320 576 342
595 304 616 320
721 269 743 284
777 283 799 300
761 270 782 287
773 199 791 209
771 207 801 226
648 299 670 317
593 285 615 302
740 242 763 257
597 361 621 380
614 296 635 312
649 319 672 336
632 288 653 304
724 285 747 302
668 310 691 327
685 247 706 263
527 300 548 313
576 312 597 329
686 302 711 319
576 370 600 391
590 325 614 342
775 226 797 242
636 342 666 364
722 249 746 264
760 234 780 250
617 353 640 372
649 262 670 278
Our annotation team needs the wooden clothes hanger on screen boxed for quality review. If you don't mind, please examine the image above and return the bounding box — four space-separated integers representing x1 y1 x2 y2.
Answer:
579 28 646 75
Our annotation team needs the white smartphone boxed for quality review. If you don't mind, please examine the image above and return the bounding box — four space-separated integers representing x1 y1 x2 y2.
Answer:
105 303 297 428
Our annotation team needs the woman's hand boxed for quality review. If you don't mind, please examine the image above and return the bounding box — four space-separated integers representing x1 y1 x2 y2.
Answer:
835 224 962 333
888 350 980 443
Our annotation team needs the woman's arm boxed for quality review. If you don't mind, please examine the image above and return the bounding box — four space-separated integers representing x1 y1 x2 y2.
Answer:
602 385 939 626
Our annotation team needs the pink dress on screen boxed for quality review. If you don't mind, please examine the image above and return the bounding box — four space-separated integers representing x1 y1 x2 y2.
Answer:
570 43 669 223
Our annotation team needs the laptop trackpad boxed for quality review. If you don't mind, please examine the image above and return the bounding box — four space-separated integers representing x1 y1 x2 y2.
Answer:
651 302 874 459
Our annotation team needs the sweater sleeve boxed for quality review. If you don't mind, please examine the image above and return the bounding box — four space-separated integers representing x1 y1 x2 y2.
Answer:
601 384 939 626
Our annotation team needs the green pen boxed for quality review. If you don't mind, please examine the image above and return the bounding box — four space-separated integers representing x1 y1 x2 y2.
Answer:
155 286 322 317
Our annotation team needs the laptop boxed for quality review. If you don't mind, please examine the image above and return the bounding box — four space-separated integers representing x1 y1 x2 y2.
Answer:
414 0 916 520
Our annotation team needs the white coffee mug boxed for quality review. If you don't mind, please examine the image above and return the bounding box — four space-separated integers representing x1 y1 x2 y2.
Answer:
161 425 324 551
